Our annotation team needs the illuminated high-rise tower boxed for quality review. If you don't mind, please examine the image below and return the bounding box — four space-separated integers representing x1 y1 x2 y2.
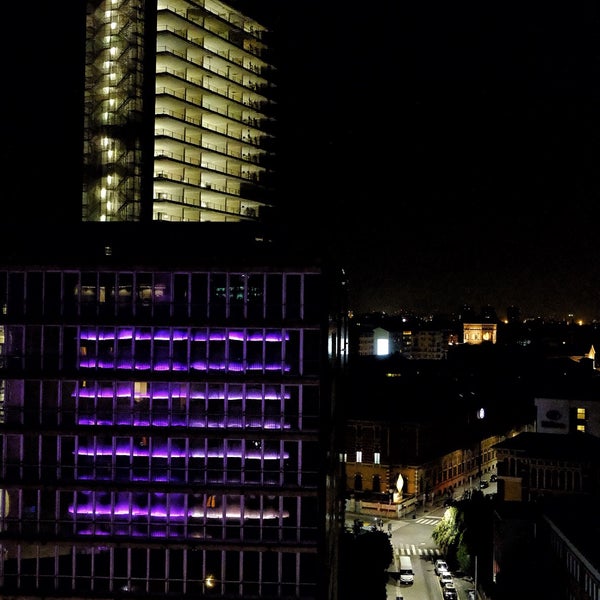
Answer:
0 2 348 599
83 0 276 223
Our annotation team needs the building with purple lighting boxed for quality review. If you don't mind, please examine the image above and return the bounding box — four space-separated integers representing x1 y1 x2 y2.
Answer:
0 0 348 598
0 223 348 599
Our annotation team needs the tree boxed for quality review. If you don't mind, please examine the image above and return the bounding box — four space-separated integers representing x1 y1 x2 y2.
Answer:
432 493 494 578
339 528 393 600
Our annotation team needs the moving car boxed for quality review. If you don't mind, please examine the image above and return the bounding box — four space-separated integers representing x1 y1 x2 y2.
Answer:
434 559 449 576
439 572 453 587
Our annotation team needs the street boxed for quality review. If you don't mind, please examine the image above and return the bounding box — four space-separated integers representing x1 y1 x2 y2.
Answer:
346 478 496 600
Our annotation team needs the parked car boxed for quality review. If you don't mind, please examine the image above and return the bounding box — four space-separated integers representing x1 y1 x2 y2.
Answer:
490 473 497 482
434 559 449 576
479 479 489 489
442 582 458 599
439 572 453 587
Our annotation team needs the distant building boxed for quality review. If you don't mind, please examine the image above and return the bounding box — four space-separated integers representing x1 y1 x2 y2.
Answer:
535 393 600 436
463 322 498 344
494 431 600 502
411 329 449 360
356 327 391 357
352 317 457 359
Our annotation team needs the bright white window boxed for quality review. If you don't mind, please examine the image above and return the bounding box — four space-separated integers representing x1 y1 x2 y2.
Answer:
374 452 380 465
355 450 362 463
376 339 389 356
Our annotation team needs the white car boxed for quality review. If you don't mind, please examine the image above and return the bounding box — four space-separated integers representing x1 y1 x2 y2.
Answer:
439 571 453 587
443 582 458 599
434 559 449 576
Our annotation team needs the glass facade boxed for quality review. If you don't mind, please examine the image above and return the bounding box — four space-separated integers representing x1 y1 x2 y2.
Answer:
0 265 335 598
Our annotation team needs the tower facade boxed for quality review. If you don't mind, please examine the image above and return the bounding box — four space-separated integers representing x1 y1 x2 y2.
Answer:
1 2 346 598
0 224 347 600
83 0 276 223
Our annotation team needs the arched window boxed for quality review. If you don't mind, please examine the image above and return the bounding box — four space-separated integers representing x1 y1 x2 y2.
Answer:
372 474 381 492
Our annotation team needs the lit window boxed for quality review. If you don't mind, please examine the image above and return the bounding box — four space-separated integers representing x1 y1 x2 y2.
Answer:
577 407 586 420
355 451 362 463
374 452 380 465
376 339 389 356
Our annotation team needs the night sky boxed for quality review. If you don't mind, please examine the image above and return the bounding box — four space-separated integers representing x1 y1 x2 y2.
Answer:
6 1 600 320
271 1 600 320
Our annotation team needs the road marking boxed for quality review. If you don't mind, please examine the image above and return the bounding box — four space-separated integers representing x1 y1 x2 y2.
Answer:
415 517 441 525
397 545 441 557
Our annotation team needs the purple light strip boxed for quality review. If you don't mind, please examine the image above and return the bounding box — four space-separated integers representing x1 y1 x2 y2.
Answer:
75 446 289 459
75 475 282 485
79 329 290 342
74 387 290 400
78 360 291 371
76 417 291 429
69 505 288 520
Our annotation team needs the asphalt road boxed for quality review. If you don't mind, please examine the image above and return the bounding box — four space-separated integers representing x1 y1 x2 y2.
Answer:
346 481 494 600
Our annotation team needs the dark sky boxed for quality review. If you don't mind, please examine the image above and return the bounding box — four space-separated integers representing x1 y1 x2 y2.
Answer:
6 2 600 320
273 1 600 320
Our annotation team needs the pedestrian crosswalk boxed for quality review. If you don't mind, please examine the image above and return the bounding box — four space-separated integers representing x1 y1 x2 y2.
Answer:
414 516 442 526
394 544 442 557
